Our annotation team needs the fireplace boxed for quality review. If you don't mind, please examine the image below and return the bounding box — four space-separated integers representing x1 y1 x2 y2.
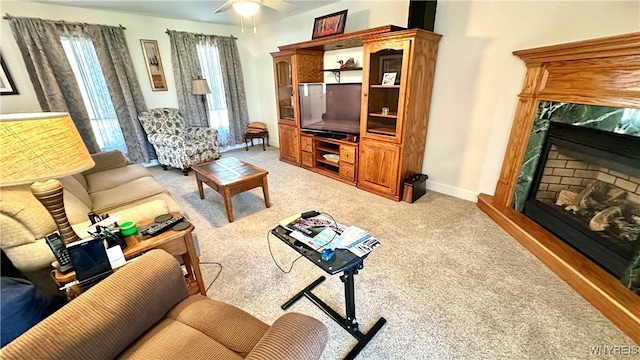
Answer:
476 31 640 343
524 122 640 278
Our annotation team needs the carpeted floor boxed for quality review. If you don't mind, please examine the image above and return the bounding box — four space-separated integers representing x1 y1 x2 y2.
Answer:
148 147 634 359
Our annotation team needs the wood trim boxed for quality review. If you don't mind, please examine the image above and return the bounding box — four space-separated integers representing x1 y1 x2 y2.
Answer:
278 25 404 51
513 31 640 64
477 194 640 344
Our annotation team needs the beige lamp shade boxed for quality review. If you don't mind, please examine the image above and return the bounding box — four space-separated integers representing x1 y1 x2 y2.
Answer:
0 112 95 186
192 78 211 95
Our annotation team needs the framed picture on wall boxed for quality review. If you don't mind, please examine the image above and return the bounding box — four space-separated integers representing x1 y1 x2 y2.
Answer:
312 10 348 40
0 56 19 95
140 39 168 91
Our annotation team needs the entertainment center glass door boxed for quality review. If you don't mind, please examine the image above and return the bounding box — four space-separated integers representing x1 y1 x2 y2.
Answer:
275 57 294 121
361 40 409 143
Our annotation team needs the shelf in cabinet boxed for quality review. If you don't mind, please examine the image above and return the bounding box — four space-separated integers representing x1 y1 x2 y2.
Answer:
322 67 363 72
370 85 400 89
317 158 339 166
316 146 339 153
280 105 294 109
369 112 397 118
367 127 396 136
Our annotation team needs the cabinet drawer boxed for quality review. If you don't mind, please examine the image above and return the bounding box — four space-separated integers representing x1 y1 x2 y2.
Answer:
301 136 313 152
301 151 313 168
340 146 357 164
339 163 356 182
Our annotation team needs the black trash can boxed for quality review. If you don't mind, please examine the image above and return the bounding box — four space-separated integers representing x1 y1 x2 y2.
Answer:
402 174 428 203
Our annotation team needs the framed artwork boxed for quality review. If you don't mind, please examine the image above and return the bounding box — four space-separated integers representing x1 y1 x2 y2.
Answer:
0 56 19 95
312 10 348 40
379 54 402 85
382 73 397 86
140 39 168 91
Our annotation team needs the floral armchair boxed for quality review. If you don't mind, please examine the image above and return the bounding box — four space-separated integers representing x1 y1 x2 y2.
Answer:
138 108 221 175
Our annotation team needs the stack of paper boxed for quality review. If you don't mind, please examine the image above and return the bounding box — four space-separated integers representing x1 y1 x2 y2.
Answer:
338 226 381 257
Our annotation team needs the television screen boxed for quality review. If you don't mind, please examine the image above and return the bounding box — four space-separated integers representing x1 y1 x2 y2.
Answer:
298 83 361 136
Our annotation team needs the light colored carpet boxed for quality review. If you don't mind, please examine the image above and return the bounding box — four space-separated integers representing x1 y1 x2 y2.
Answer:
148 147 635 359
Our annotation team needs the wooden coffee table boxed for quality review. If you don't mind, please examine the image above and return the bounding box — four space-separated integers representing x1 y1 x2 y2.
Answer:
192 157 270 222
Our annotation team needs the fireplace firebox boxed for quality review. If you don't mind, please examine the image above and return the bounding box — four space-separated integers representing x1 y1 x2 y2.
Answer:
524 122 640 278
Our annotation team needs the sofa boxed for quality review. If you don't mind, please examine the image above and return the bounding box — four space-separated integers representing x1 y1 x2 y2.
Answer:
0 150 182 286
138 108 221 175
0 250 328 359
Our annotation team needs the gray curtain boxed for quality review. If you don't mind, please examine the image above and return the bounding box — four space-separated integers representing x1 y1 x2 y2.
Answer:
167 30 208 127
215 36 250 146
9 17 100 153
87 25 153 163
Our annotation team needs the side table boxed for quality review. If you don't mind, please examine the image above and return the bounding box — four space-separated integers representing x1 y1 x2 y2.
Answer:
244 131 269 151
54 214 206 297
271 225 386 360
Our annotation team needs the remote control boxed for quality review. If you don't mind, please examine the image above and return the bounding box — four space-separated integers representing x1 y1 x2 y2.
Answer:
142 215 185 236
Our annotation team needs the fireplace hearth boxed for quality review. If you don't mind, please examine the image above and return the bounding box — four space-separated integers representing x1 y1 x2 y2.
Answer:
524 122 640 278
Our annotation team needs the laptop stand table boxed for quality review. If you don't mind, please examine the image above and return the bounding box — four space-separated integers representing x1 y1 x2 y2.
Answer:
271 225 386 360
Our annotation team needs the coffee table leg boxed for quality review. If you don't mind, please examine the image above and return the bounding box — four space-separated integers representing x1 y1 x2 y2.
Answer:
223 186 234 222
196 177 205 199
262 176 271 208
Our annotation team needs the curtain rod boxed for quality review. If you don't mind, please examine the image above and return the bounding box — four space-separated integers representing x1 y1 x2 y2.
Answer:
165 28 237 39
3 13 126 29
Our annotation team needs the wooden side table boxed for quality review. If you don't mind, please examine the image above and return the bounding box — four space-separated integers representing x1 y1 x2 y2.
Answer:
244 131 269 151
54 215 206 297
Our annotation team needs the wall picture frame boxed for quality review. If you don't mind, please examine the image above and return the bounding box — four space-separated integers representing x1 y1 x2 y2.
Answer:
0 56 19 95
312 10 348 40
140 39 168 91
379 54 402 85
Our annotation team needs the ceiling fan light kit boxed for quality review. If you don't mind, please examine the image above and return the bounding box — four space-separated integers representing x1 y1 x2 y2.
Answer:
231 0 261 17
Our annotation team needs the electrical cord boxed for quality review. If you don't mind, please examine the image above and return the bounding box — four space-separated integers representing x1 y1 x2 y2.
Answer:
267 229 304 273
267 211 339 273
199 261 223 292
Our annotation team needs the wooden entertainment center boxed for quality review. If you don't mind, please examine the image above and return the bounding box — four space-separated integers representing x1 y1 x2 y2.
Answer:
271 26 441 200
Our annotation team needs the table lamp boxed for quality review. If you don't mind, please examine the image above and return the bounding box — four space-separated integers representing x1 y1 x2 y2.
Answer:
0 112 95 245
192 77 211 122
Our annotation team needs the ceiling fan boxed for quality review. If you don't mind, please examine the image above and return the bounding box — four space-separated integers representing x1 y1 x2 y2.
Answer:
214 0 296 17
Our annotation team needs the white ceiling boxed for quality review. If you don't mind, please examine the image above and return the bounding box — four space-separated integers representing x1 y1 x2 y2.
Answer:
27 0 337 25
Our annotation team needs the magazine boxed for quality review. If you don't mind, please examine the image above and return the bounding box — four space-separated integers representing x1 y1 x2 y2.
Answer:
278 213 381 256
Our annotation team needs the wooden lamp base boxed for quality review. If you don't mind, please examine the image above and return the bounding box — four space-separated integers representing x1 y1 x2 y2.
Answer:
31 179 80 245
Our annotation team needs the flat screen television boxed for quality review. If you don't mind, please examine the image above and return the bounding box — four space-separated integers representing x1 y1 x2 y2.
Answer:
298 83 361 136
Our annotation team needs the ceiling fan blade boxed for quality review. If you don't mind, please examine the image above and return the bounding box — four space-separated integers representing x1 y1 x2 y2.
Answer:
262 0 296 13
214 1 233 13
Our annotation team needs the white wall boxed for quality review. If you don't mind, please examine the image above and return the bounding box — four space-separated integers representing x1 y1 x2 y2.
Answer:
256 0 640 202
2 0 638 203
0 1 261 123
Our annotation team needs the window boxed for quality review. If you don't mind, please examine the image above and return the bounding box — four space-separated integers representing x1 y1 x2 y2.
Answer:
61 36 127 154
196 41 231 146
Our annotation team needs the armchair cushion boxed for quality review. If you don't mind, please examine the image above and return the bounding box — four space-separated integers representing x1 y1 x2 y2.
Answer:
138 108 220 171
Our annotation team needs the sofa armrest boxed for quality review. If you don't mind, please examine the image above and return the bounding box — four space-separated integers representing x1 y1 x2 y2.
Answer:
148 133 184 147
245 313 328 360
185 127 218 141
0 250 189 359
83 150 129 175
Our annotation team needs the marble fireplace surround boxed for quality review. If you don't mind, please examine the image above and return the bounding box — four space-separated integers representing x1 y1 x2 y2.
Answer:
477 32 640 343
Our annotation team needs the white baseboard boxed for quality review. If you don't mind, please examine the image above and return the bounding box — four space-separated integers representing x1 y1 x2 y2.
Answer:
426 181 479 202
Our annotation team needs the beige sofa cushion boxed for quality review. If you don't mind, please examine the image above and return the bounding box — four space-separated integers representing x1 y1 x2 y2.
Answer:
90 177 169 213
85 164 152 193
59 176 93 210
